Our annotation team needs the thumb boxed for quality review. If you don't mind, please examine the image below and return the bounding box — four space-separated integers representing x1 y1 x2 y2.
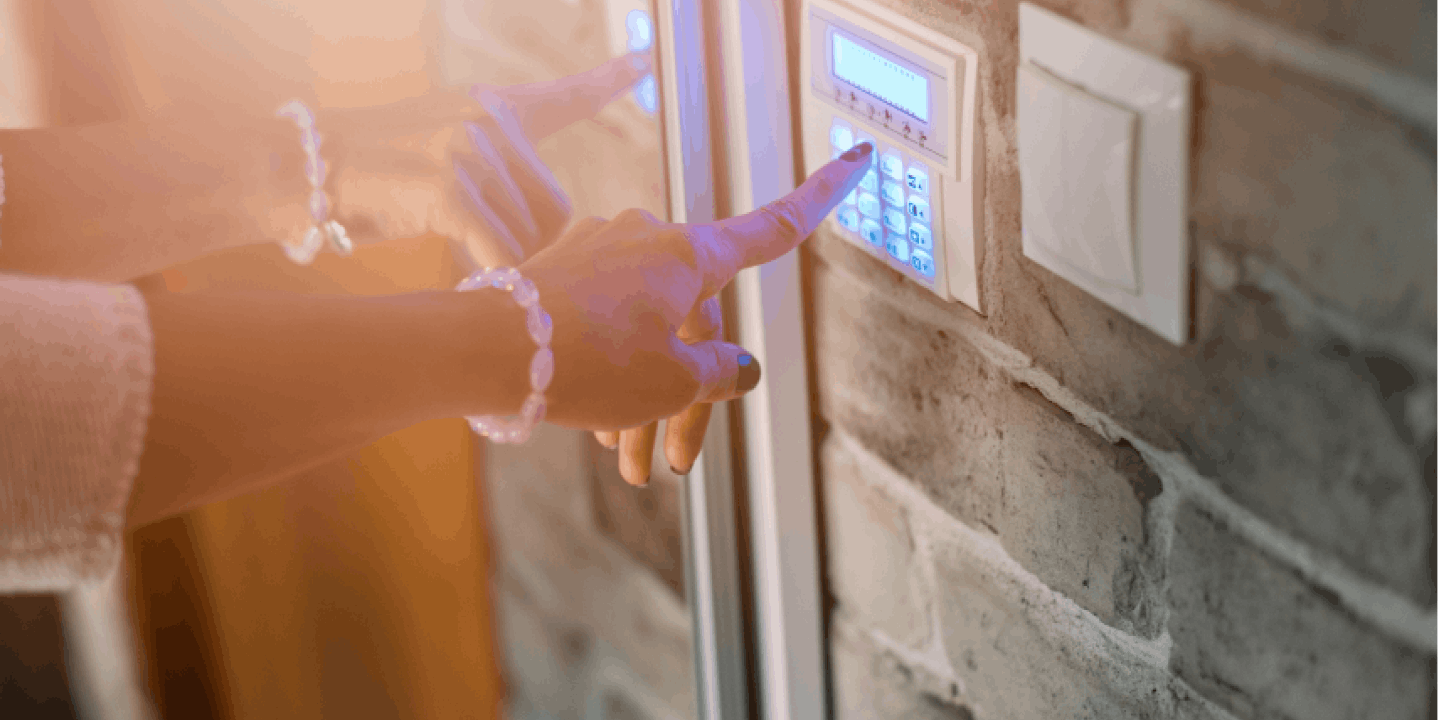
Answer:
673 338 763 404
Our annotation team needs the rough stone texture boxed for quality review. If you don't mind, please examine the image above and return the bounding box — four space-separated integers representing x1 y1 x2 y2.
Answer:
813 261 1157 634
820 437 931 648
831 624 975 720
1168 504 1436 720
928 538 1159 720
806 8 1438 603
1205 0 1437 77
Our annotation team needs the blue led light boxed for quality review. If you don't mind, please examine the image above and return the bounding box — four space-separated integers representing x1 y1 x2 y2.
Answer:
832 33 929 123
634 74 657 114
626 9 654 52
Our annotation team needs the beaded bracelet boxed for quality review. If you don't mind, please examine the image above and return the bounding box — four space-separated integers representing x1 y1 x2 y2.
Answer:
275 100 352 265
456 267 553 443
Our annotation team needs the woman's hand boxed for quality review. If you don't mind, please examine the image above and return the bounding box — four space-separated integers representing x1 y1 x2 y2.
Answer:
326 52 653 267
515 142 875 484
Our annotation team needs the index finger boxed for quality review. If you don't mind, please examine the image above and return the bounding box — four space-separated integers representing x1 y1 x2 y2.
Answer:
694 142 873 294
481 52 654 141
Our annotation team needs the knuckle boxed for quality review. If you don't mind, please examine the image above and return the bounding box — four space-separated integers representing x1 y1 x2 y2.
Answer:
615 207 663 228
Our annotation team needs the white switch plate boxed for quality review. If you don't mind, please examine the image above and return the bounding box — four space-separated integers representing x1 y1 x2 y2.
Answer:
1017 2 1191 345
801 0 984 314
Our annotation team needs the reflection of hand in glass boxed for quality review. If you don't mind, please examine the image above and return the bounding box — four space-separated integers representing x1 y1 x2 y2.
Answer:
522 143 876 485
456 51 655 264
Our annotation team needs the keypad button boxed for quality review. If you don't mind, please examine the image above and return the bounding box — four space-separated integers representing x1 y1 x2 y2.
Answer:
880 152 904 181
906 195 931 224
907 223 933 251
885 233 910 263
830 123 854 151
910 249 936 278
836 205 860 232
857 192 880 219
860 219 884 247
882 207 907 235
856 135 878 166
859 169 879 194
844 188 857 205
881 181 905 207
905 165 929 195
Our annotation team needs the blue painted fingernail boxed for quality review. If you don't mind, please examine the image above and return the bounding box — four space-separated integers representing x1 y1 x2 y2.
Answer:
737 353 762 393
840 142 873 162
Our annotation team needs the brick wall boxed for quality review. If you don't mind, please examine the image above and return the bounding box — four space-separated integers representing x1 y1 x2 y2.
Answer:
805 0 1435 718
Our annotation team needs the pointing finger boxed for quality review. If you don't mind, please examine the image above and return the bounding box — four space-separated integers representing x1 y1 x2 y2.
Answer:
485 52 654 141
690 143 872 296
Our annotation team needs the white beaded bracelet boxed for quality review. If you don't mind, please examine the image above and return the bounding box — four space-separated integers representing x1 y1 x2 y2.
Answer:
456 267 554 443
276 100 352 265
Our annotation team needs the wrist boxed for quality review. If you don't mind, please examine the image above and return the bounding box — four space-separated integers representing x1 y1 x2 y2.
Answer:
433 288 534 419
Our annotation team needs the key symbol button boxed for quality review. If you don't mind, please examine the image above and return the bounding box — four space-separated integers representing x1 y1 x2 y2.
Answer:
860 219 884 247
880 152 904 181
836 205 860 232
885 233 910 263
882 207 907 235
910 249 935 277
905 165 929 195
881 181 905 207
857 192 881 219
906 195 931 224
908 223 932 251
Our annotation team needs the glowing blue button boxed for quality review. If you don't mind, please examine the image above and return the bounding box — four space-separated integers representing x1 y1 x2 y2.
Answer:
881 181 905 207
905 165 929 195
882 207 907 235
906 195 931 224
856 135 878 166
860 219 884 247
830 123 854 151
907 223 932 251
844 188 857 205
880 151 904 180
857 192 880 219
859 169 879 194
910 249 935 277
626 9 654 51
836 205 860 232
885 233 910 263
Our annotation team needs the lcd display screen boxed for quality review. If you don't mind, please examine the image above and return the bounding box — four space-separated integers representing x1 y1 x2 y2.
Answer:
831 32 929 123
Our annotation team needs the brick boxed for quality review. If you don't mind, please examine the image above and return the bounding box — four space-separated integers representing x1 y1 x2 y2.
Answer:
927 535 1230 720
820 436 930 647
830 624 975 720
1182 52 1436 339
1204 0 1436 77
812 263 1157 634
1168 503 1435 720
807 10 1438 601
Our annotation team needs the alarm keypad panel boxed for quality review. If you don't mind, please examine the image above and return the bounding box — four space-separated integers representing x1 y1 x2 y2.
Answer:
829 117 940 281
802 0 983 313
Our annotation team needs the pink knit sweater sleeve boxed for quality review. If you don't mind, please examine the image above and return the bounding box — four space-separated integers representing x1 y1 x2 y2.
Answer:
0 274 154 592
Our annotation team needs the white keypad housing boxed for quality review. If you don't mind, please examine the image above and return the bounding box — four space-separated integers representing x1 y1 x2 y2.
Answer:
802 0 984 313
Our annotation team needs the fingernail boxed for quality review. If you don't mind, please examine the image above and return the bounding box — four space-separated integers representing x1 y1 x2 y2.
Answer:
637 474 650 487
840 142 873 162
670 465 688 476
737 353 762 393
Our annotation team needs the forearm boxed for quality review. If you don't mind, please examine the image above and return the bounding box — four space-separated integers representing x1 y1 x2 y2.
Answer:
126 287 529 527
0 113 311 282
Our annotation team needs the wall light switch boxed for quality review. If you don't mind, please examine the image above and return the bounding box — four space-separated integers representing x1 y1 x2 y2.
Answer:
1018 62 1138 292
1017 3 1191 345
